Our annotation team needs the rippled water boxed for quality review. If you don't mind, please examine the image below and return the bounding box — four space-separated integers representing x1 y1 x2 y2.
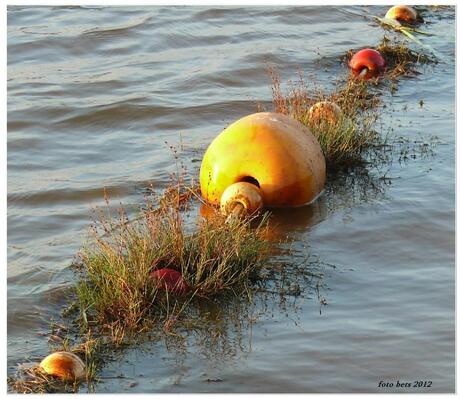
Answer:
7 5 455 393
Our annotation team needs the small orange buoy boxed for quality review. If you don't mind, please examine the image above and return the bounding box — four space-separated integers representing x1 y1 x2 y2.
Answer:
200 112 326 209
150 268 190 296
39 351 85 381
307 101 342 126
349 49 386 80
385 5 417 23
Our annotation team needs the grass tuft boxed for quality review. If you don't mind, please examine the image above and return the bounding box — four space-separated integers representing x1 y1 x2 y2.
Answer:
268 67 383 171
74 184 271 340
9 177 273 393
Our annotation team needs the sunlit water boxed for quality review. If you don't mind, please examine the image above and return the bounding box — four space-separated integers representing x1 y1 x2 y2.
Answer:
7 5 455 393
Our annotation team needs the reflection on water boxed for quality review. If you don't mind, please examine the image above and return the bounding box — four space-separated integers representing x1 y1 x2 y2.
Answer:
199 164 389 244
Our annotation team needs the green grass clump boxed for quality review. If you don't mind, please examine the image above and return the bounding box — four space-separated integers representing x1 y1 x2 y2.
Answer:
268 67 382 172
74 187 270 339
303 114 379 172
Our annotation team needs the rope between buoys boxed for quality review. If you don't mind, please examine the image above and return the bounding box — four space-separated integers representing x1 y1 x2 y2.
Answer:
359 67 369 78
225 202 245 224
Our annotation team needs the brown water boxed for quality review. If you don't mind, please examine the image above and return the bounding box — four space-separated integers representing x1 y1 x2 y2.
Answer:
7 5 455 393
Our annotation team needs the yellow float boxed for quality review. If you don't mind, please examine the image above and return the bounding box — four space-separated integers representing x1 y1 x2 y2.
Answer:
39 351 85 381
200 112 326 212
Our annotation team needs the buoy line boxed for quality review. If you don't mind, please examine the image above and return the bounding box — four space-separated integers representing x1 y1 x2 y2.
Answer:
9 5 447 393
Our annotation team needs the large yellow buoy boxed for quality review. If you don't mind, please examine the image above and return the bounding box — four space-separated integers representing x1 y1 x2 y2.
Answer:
39 351 85 381
200 112 326 209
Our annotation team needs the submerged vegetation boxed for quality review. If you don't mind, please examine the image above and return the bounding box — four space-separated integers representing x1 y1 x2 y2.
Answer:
8 365 78 394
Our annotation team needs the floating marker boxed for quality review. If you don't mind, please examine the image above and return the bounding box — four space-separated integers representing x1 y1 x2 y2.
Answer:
200 112 326 211
349 49 386 79
150 268 190 296
39 352 85 382
385 5 418 23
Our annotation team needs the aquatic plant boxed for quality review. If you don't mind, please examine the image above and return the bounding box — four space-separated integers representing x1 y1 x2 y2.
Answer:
268 67 383 171
74 184 270 338
376 36 437 79
8 365 79 394
9 179 273 393
268 31 439 172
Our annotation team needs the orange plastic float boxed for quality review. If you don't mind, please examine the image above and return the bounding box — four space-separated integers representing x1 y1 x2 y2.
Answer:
307 101 342 125
39 351 85 381
200 112 326 212
385 5 418 23
349 49 386 79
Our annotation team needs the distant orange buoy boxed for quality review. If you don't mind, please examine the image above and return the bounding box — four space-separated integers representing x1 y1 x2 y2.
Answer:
200 112 326 209
349 49 386 79
39 352 85 381
385 5 417 23
150 268 190 296
307 101 342 125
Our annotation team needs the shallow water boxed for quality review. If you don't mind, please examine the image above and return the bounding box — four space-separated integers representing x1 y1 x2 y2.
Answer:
7 5 455 393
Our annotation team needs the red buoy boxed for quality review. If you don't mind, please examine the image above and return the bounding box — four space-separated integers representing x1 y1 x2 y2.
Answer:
349 49 386 80
150 268 190 296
